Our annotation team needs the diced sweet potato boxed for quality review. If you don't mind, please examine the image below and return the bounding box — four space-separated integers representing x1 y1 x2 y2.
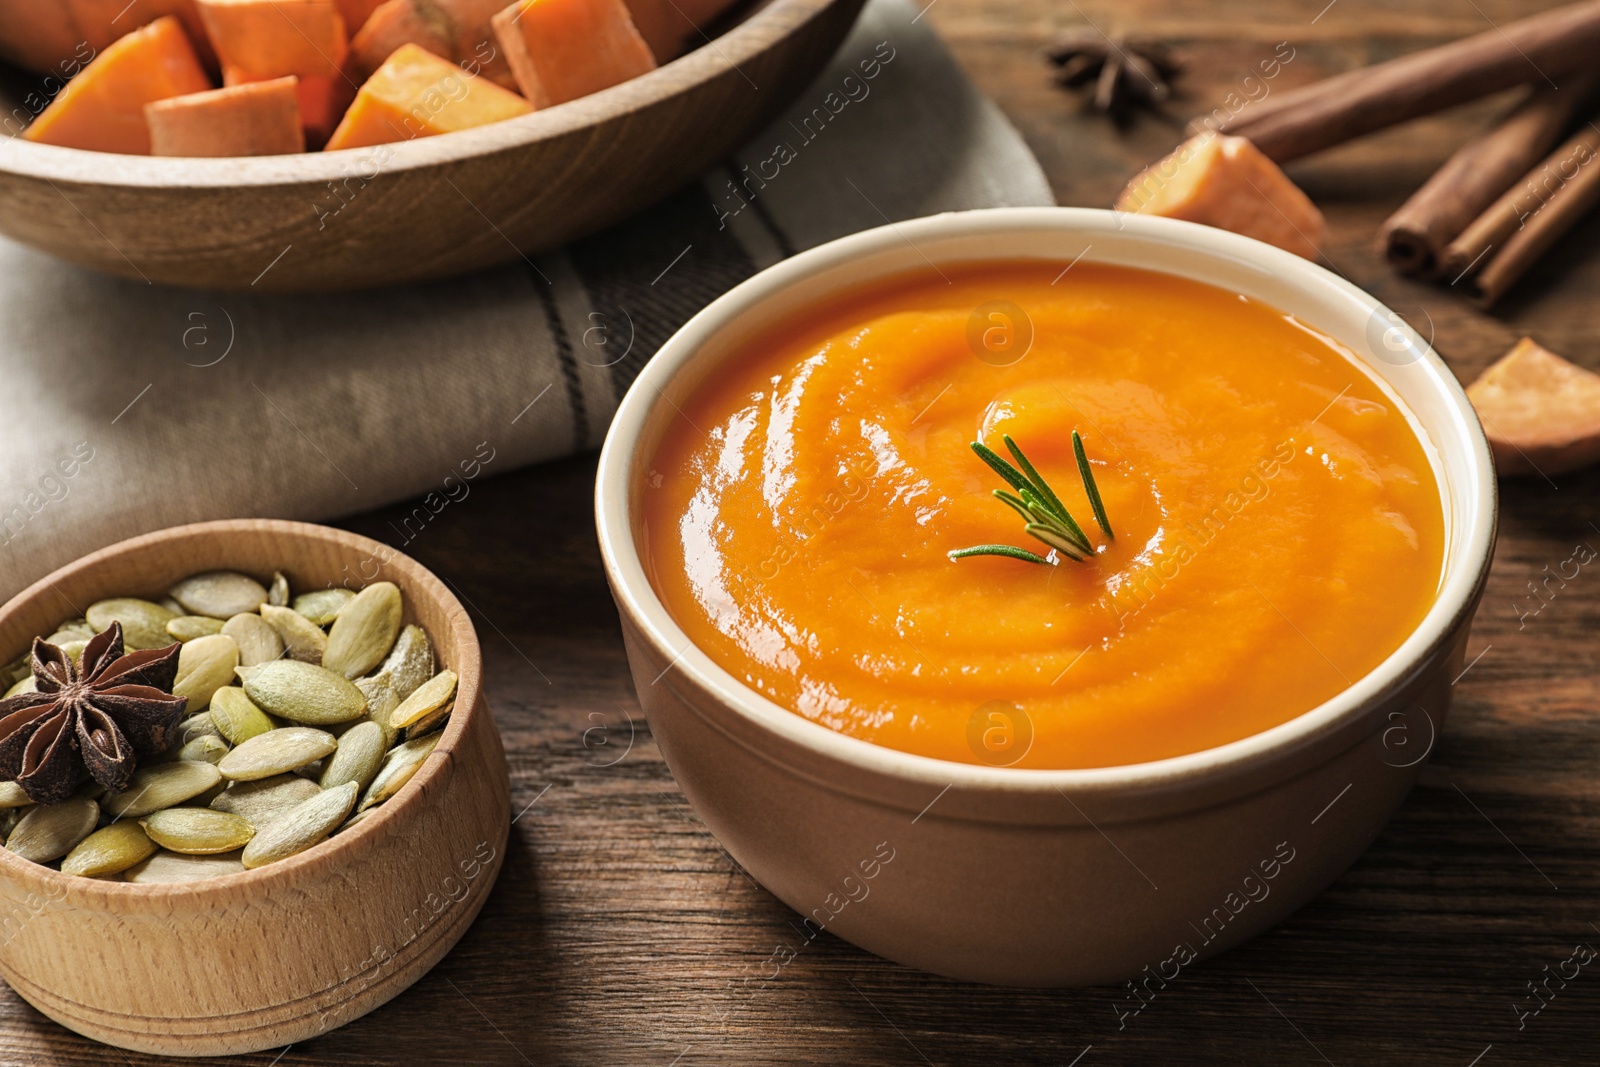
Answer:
492 0 655 109
0 2 215 74
224 62 357 147
323 41 530 150
23 16 212 154
1115 133 1326 261
1466 337 1600 477
349 0 516 90
147 76 305 155
196 0 349 78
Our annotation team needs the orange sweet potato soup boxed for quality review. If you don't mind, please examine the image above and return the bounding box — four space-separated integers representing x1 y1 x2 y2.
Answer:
643 262 1446 769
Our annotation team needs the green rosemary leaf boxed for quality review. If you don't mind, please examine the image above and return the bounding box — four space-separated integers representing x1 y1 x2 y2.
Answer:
993 490 1034 525
1024 523 1088 560
970 442 1034 497
1074 431 1114 540
1003 435 1072 523
1019 486 1091 554
948 545 1055 565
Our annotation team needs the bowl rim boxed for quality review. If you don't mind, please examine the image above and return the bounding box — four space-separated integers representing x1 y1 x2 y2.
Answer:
595 205 1499 798
0 518 482 895
0 0 840 187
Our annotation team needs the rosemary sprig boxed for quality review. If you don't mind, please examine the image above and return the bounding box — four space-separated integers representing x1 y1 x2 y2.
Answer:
950 433 1115 565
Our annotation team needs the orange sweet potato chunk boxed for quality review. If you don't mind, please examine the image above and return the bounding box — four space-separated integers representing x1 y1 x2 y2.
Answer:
492 0 656 109
1466 337 1600 478
196 0 350 78
324 41 530 150
350 0 517 89
224 63 357 147
147 76 305 155
23 16 212 154
1115 133 1326 261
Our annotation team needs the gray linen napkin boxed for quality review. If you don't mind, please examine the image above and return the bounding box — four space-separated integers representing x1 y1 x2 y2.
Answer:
0 0 1053 603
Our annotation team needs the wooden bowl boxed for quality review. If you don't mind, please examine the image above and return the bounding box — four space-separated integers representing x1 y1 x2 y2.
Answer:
0 519 509 1056
0 0 865 292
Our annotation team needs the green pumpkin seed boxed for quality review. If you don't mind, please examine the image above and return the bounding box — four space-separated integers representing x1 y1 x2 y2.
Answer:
259 604 327 664
178 734 231 765
166 615 224 642
168 571 269 620
320 721 386 793
389 669 457 731
158 597 185 615
208 686 274 745
242 782 358 869
62 822 157 877
0 782 31 809
359 733 441 812
3 676 35 698
86 598 177 650
45 620 96 646
172 634 240 712
355 674 400 746
403 700 453 741
104 761 222 818
268 571 290 608
210 774 321 823
222 613 284 667
141 808 255 854
125 849 246 883
218 727 337 781
242 660 367 725
7 797 98 862
293 587 355 626
177 712 221 745
323 582 402 679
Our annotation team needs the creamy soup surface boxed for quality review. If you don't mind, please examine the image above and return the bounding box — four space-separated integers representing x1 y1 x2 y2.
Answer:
643 263 1445 768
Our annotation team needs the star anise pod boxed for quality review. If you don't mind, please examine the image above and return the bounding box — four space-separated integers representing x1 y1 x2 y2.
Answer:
1046 30 1181 127
0 623 186 804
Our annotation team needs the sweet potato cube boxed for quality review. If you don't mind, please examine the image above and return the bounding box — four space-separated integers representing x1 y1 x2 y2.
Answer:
324 42 530 150
196 0 350 78
350 0 517 89
147 76 305 155
1466 337 1600 477
224 63 357 147
23 16 212 154
1115 133 1326 261
492 0 655 109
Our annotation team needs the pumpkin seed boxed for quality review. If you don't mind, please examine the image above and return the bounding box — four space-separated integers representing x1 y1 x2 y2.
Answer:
45 620 96 646
168 571 269 620
104 761 222 818
293 587 354 626
381 625 434 698
3 675 35 698
359 733 441 812
7 796 98 862
125 849 246 883
178 733 231 765
333 807 378 835
158 597 185 615
259 604 327 664
166 615 224 642
141 808 255 854
268 571 290 608
390 669 457 731
323 582 402 679
0 782 31 809
172 634 240 711
218 727 337 781
62 822 157 877
403 700 454 741
222 612 284 667
208 686 274 745
85 598 176 650
242 660 367 725
242 781 358 869
320 721 386 793
355 674 401 746
210 774 321 823
177 711 221 745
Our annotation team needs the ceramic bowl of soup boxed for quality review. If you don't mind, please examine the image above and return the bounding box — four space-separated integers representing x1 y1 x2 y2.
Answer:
595 207 1496 986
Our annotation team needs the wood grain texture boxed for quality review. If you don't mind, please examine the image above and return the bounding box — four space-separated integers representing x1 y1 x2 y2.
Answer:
4 0 1600 1063
0 0 864 292
0 521 509 1057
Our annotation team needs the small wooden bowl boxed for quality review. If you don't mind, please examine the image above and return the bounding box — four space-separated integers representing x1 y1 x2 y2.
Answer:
0 0 865 292
0 519 509 1056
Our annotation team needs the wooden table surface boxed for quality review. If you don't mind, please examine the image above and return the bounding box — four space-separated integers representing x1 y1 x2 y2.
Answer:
9 0 1600 1063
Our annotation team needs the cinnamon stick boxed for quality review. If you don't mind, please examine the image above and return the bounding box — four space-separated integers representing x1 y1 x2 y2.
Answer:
1381 71 1600 276
1438 121 1600 287
1470 126 1600 307
1213 0 1600 161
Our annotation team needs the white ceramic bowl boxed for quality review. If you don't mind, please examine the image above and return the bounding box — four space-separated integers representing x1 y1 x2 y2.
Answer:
595 207 1497 986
